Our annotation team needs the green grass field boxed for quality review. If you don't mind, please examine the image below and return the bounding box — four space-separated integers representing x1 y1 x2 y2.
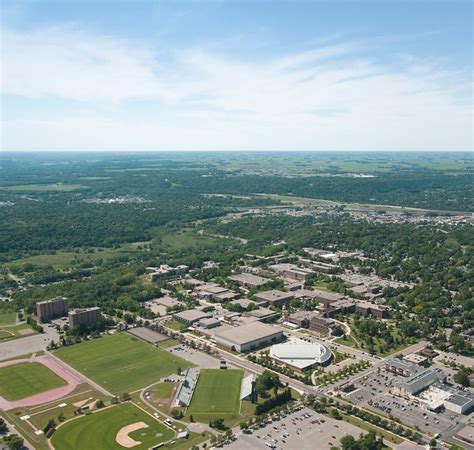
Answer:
0 312 16 326
186 369 243 422
51 403 174 450
0 362 67 401
0 323 36 342
7 242 149 270
153 228 235 252
54 333 192 394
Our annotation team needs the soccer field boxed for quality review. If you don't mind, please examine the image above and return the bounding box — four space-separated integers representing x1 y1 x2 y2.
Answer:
54 333 192 394
187 369 243 421
51 402 174 450
0 362 67 401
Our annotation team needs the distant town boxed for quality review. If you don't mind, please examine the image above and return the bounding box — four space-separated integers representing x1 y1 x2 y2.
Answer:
0 152 472 450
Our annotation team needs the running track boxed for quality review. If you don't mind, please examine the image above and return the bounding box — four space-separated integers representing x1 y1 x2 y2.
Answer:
0 354 82 410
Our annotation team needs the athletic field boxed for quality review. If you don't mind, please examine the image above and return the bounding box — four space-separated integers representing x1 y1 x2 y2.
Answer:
0 362 67 401
187 369 243 421
51 403 174 450
54 333 192 394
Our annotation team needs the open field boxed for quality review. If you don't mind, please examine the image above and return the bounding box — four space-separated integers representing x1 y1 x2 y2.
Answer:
7 242 149 270
0 323 36 342
0 362 67 401
186 369 243 422
153 228 237 253
0 312 16 325
54 333 192 394
51 402 174 450
2 183 87 192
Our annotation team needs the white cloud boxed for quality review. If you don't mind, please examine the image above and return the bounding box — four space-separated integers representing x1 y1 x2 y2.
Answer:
1 24 472 150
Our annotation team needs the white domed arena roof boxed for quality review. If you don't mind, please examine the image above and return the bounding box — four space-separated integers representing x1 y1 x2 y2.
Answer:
270 342 332 368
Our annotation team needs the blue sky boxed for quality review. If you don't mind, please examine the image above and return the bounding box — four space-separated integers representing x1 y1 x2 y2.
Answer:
1 0 472 151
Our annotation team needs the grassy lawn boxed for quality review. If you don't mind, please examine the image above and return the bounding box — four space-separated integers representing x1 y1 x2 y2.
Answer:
340 413 403 445
0 323 37 342
51 403 174 450
0 312 16 326
0 362 67 401
166 321 188 332
163 431 213 450
27 385 109 429
334 335 357 348
54 333 192 394
154 382 174 398
186 369 243 422
159 339 179 349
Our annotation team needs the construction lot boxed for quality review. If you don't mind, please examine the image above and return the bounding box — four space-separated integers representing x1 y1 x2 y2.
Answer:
226 407 369 450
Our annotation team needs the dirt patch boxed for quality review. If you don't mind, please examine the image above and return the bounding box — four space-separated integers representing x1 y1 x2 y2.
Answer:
18 329 33 336
116 421 149 448
72 397 92 408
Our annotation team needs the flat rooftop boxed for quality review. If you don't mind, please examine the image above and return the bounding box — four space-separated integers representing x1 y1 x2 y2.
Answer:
37 296 67 305
228 273 270 286
215 321 282 345
174 310 210 322
255 290 293 303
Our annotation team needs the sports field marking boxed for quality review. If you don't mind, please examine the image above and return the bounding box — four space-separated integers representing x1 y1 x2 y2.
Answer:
0 362 67 401
51 402 174 450
186 369 243 421
54 333 192 394
116 421 149 448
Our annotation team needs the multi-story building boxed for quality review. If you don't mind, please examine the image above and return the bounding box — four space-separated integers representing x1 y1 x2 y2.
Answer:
309 316 342 336
36 296 69 323
385 358 419 377
254 290 294 308
391 369 446 397
147 265 189 281
68 307 101 327
269 263 314 282
228 273 270 289
355 301 389 319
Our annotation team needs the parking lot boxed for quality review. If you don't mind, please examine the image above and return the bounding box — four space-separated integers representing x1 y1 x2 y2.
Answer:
226 407 369 450
167 344 223 369
347 369 468 438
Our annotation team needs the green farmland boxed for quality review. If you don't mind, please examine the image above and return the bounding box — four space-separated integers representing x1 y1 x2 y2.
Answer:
0 362 67 401
54 333 192 394
51 403 174 450
186 369 243 422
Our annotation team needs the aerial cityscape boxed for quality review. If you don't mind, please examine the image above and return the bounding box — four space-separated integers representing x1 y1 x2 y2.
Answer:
0 1 472 450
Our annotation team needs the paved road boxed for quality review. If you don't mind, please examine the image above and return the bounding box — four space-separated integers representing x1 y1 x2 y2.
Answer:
0 325 59 361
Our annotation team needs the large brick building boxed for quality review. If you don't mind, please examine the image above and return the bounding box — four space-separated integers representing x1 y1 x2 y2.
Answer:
36 297 69 323
68 307 102 327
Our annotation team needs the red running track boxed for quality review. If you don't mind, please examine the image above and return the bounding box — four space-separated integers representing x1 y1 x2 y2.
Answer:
0 354 82 411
